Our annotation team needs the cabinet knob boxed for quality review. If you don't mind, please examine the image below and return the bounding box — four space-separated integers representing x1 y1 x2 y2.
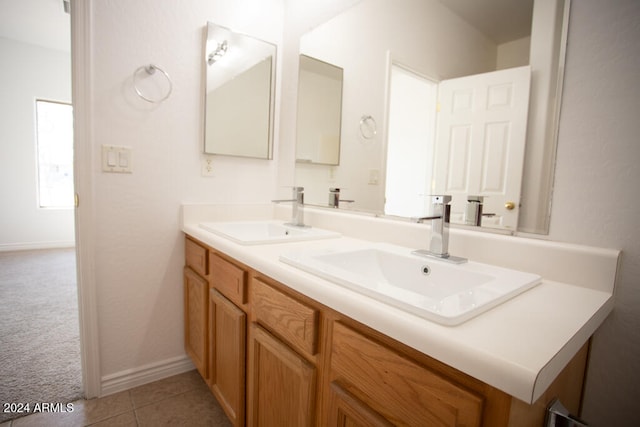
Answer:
505 201 516 210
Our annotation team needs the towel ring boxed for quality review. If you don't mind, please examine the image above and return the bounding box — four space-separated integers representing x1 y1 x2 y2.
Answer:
359 115 377 139
133 64 173 103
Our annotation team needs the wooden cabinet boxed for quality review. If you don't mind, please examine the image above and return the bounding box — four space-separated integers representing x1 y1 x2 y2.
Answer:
184 236 588 427
247 324 316 427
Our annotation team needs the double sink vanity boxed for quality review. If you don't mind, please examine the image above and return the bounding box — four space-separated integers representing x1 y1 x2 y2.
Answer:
182 203 618 426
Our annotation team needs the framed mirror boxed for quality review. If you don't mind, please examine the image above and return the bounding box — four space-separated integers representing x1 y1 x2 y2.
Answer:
296 55 343 165
204 22 276 159
294 0 570 234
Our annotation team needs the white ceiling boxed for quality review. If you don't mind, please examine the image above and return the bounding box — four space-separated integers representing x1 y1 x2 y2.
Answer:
0 0 70 52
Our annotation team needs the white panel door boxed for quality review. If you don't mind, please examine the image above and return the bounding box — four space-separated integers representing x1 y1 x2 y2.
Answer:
433 66 531 230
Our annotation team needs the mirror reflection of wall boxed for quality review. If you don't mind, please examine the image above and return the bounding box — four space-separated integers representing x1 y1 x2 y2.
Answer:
296 55 343 165
293 0 569 235
204 22 276 159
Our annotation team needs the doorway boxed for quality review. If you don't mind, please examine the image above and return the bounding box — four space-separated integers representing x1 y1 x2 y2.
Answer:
0 0 83 422
384 64 438 218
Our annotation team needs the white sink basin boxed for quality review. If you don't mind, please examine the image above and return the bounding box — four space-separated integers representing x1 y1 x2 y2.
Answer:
280 243 541 325
199 221 341 245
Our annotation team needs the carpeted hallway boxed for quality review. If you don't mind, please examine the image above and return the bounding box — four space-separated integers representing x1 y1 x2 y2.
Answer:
0 248 82 423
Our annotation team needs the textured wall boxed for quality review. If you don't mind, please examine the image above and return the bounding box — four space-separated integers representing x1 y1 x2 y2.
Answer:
549 0 640 425
88 0 283 378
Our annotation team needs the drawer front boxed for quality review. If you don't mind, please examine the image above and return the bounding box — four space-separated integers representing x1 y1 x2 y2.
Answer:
210 253 247 306
252 278 319 356
185 238 208 277
330 322 483 427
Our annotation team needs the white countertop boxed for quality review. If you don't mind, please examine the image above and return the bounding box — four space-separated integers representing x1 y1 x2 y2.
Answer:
181 204 619 404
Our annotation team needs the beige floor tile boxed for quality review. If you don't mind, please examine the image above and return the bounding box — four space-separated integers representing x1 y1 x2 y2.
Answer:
135 388 231 427
129 370 208 409
72 391 133 425
12 391 133 427
11 408 83 427
89 411 137 427
8 372 230 427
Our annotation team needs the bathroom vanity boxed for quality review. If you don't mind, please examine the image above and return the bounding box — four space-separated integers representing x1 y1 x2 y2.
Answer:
182 204 618 427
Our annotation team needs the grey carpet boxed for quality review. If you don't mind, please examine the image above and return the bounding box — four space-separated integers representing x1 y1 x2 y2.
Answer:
0 248 82 423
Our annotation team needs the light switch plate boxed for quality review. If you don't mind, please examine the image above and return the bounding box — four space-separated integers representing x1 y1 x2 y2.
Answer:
368 169 379 185
102 145 132 173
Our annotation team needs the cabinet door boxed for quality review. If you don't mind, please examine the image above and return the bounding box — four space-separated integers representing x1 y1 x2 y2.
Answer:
327 382 394 427
209 289 246 427
184 267 208 379
247 324 316 427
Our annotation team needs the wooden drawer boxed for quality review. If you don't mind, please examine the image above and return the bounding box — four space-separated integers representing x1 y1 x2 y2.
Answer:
252 278 319 356
330 322 484 427
185 238 208 277
210 253 247 306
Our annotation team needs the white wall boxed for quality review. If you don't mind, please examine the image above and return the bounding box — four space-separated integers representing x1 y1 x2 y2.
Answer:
86 0 283 383
496 36 530 69
549 0 640 425
0 38 74 250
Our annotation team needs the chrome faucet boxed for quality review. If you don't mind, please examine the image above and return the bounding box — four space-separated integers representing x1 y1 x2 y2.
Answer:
272 187 307 227
412 195 467 264
329 188 355 208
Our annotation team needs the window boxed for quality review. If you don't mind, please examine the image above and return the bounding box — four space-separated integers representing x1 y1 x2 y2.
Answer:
35 100 74 208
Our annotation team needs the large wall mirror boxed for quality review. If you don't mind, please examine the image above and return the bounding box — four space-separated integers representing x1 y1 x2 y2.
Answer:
294 0 569 234
204 22 276 159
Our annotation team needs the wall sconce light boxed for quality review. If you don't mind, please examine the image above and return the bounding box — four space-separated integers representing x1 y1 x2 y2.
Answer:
208 40 228 65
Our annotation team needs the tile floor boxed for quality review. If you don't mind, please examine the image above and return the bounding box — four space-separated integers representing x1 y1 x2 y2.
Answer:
1 370 231 427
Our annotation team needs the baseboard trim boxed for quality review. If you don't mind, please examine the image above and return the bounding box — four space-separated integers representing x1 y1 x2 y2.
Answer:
0 241 76 252
100 355 195 397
